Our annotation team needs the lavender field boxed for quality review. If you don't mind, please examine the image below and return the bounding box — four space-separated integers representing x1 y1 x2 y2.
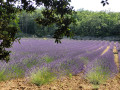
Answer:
0 38 120 87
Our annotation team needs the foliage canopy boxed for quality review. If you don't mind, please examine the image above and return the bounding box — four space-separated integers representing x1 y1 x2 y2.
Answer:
0 0 75 62
0 0 108 62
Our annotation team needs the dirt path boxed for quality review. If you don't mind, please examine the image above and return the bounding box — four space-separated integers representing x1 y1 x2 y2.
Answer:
0 72 96 90
101 45 110 56
95 46 103 51
113 45 120 72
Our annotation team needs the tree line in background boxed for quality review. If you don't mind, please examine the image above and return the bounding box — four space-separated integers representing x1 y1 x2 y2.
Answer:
72 9 120 37
17 8 120 38
17 9 57 38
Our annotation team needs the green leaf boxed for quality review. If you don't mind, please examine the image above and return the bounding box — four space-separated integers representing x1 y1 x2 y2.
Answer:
68 28 70 30
3 31 8 35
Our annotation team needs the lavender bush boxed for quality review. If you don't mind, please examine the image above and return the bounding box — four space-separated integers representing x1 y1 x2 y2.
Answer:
0 38 119 86
84 49 118 85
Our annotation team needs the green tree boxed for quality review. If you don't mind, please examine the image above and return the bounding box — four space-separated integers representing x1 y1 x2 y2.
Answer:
0 0 75 63
0 2 20 62
0 0 110 63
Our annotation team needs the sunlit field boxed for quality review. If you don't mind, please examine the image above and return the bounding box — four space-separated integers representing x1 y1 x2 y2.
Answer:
0 38 120 89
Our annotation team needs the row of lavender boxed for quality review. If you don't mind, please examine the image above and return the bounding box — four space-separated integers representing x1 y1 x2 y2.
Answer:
116 42 120 69
0 39 119 82
83 41 120 84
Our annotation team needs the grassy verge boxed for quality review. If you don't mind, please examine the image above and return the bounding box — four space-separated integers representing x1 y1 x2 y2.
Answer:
0 69 7 81
41 55 54 63
29 67 57 86
85 65 110 88
0 64 25 82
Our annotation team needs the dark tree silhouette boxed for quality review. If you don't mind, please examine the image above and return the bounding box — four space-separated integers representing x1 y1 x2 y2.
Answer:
101 0 109 6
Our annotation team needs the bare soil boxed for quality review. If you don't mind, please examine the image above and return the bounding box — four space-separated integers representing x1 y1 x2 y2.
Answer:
0 71 120 90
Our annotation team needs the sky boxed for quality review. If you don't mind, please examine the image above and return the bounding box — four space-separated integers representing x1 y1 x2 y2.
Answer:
3 0 120 12
70 0 120 12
